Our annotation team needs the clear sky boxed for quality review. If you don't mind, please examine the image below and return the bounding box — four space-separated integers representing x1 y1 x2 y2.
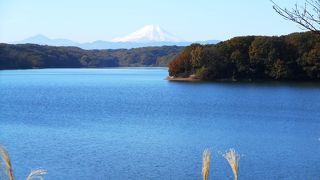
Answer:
0 0 306 43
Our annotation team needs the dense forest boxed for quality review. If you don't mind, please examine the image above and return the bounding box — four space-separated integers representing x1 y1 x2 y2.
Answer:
0 44 183 69
169 32 320 81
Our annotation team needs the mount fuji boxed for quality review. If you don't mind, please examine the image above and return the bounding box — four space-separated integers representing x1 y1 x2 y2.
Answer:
112 25 183 42
13 25 220 49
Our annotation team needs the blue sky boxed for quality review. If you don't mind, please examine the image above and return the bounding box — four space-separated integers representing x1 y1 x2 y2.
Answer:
0 0 306 43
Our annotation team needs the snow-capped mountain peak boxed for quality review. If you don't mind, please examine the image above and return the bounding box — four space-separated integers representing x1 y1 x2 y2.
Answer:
112 25 183 42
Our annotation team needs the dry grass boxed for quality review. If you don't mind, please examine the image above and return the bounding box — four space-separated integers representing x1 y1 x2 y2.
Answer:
0 145 14 180
1 144 243 180
26 169 48 180
0 145 47 180
223 148 240 180
202 149 211 180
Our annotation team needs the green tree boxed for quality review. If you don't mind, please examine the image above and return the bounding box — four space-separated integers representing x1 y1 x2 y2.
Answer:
191 45 204 70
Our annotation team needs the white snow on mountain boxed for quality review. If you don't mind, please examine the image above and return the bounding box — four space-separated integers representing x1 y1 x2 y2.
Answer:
112 25 183 42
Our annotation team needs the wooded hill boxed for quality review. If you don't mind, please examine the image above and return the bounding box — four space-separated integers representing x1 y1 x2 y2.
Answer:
169 32 320 81
0 44 183 69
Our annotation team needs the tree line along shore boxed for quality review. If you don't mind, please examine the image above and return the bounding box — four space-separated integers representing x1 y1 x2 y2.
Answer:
0 44 183 69
168 32 320 81
1 32 319 82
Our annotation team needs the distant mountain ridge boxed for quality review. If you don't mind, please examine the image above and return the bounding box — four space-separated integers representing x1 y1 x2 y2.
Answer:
15 34 79 46
12 25 220 49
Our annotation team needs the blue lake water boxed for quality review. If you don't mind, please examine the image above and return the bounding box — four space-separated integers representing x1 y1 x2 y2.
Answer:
0 68 319 180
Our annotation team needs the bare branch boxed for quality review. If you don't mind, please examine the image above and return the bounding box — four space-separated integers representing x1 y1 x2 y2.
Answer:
271 0 320 34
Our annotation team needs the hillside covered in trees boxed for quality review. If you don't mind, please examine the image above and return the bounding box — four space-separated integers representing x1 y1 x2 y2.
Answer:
169 32 320 81
0 44 183 69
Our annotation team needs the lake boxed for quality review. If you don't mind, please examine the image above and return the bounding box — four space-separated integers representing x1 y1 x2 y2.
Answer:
0 68 319 180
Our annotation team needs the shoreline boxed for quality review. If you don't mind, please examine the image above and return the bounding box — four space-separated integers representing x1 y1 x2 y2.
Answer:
166 76 320 83
166 76 201 82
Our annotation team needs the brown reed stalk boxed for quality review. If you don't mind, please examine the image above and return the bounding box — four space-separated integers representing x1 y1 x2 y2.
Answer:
202 149 211 180
223 148 240 180
0 145 14 180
